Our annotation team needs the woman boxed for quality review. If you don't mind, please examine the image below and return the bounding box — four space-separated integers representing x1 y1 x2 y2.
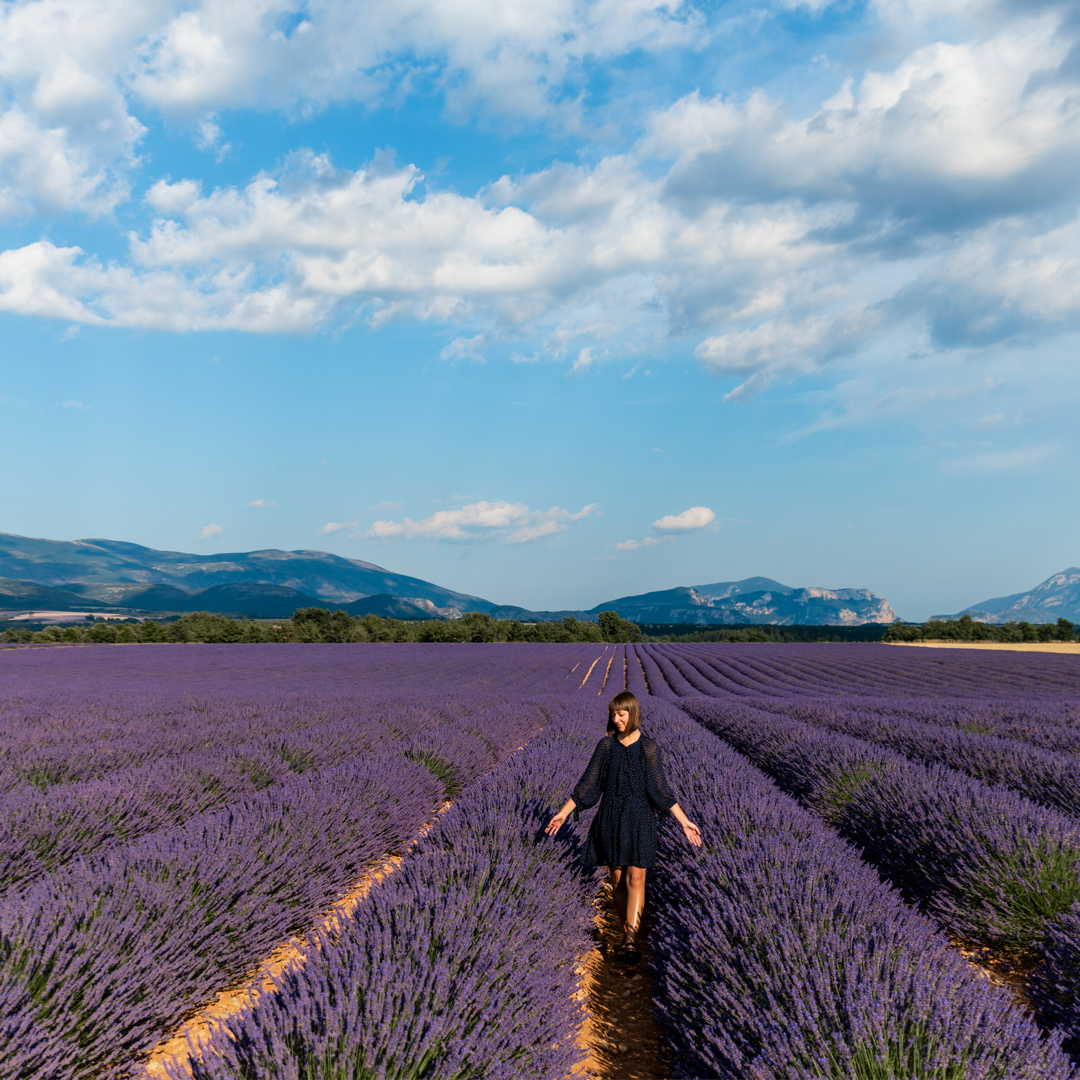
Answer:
545 691 701 962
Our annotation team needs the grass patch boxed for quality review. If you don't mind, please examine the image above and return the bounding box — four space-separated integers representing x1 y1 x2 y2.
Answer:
405 750 462 801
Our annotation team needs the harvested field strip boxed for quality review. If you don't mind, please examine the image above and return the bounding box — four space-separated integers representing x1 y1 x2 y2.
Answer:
143 804 452 1077
894 641 1080 653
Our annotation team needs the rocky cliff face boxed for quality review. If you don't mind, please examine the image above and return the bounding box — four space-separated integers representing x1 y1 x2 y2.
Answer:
589 578 898 626
945 568 1080 624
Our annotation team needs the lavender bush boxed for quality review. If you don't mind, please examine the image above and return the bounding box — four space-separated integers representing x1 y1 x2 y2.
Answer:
3 641 1078 1075
662 641 1080 701
744 700 1080 818
166 705 606 1080
0 645 575 1078
1031 901 1080 1053
641 697 1077 1079
0 755 445 1078
679 697 1080 949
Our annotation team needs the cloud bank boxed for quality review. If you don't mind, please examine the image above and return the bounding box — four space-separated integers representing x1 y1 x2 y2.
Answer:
367 500 598 543
1 0 1079 403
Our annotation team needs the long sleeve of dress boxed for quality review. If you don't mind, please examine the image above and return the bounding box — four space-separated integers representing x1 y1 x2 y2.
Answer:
643 739 677 812
572 737 610 809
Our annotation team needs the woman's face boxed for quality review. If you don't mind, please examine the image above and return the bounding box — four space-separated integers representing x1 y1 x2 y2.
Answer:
612 709 631 733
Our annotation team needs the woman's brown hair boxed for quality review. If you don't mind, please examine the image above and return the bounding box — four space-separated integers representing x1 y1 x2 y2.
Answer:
607 691 642 736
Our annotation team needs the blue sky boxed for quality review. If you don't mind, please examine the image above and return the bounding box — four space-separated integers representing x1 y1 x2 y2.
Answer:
2 0 1079 619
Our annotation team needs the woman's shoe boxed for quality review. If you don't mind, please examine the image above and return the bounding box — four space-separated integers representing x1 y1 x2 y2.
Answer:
614 938 641 964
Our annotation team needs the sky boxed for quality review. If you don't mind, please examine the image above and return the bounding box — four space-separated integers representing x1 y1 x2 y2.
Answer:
1 0 1079 620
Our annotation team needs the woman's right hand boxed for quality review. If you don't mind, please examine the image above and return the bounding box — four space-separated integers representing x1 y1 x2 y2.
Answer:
545 812 569 837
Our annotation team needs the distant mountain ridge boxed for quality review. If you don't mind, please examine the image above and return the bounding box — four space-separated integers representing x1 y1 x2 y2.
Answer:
938 568 1080 624
0 533 494 614
0 531 898 625
588 578 898 626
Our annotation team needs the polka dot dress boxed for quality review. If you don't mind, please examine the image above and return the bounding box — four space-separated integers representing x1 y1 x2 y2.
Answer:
572 733 677 869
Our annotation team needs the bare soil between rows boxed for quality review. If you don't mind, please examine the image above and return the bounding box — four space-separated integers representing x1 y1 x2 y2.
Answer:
572 882 668 1080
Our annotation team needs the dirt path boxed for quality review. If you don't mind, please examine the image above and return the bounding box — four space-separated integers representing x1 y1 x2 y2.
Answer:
951 938 1040 1020
571 882 667 1080
599 647 617 695
891 641 1080 654
580 647 610 690
142 805 451 1078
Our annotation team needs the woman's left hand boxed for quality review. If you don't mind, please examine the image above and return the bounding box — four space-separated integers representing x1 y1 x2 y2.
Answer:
682 820 702 847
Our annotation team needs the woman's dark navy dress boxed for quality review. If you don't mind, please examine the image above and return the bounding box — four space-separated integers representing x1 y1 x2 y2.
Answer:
572 733 676 869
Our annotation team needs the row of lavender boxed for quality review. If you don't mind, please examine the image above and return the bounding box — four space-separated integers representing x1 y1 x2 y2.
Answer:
0 697 554 1077
165 703 609 1080
0 694 551 893
636 642 1080 1054
0 645 612 1078
3 641 1075 1076
668 641 1080 743
665 640 1080 701
0 641 610 704
647 643 1080 815
642 698 1074 1078
163 683 1074 1078
0 645 611 892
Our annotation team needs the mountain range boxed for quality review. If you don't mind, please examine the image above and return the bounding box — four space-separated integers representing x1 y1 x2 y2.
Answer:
0 533 491 617
0 532 902 625
587 579 899 626
936 568 1080 624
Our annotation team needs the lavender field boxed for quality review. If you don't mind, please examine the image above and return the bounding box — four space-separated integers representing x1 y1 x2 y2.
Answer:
2 642 1079 1079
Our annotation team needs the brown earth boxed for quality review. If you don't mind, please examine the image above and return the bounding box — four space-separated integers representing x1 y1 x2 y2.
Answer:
571 881 669 1080
951 939 1040 1016
891 641 1080 653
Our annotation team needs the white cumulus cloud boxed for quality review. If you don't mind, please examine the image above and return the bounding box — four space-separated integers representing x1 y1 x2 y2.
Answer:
248 498 276 508
367 499 597 543
319 520 358 535
196 523 223 540
614 536 664 551
0 0 1078 411
652 506 716 531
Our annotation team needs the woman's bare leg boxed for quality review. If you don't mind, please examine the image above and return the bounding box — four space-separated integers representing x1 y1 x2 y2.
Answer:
624 866 647 942
609 866 628 925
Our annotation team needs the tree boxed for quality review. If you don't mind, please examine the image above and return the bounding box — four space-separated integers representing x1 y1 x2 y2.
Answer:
1058 618 1077 642
89 621 118 643
597 611 643 643
164 620 192 643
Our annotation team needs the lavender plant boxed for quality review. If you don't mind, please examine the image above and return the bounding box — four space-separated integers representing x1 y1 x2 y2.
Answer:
164 706 604 1080
0 755 445 1078
678 698 1080 950
641 698 1077 1079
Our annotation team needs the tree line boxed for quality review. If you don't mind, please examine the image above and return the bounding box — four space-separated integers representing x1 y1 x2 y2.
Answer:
1 608 644 645
640 623 891 643
883 614 1077 643
5 608 1076 645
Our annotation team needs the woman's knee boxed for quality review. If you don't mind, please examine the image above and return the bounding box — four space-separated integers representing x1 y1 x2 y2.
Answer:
627 866 647 888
